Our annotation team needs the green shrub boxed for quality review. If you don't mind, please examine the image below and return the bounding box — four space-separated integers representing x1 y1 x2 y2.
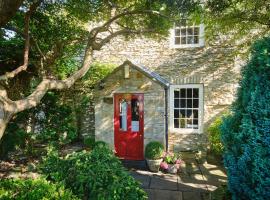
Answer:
145 141 164 159
40 146 147 200
94 140 108 148
0 178 78 200
208 117 224 156
83 137 95 149
221 37 270 200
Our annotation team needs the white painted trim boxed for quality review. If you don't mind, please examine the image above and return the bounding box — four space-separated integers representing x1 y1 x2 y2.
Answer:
169 24 205 49
169 84 204 134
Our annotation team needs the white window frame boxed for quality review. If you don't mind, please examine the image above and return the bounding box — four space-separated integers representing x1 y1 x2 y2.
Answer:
169 84 204 134
169 24 205 48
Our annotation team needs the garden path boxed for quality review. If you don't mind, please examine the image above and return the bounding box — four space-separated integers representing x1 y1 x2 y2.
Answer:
129 153 227 200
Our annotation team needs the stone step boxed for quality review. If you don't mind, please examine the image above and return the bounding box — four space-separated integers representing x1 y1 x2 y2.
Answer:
121 159 148 170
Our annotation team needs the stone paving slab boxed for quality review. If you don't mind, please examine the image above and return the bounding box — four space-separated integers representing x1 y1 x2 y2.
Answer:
145 189 183 200
150 175 178 191
182 191 204 200
128 156 227 200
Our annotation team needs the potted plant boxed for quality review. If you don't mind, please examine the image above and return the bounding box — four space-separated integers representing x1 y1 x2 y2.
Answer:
145 141 164 172
160 152 183 174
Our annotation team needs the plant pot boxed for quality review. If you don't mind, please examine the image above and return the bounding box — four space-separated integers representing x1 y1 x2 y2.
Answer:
146 158 163 172
167 164 179 174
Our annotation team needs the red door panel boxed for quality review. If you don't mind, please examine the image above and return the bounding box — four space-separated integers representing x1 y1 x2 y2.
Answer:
114 94 144 160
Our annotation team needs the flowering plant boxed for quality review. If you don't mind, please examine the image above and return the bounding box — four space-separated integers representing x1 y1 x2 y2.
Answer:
160 152 183 172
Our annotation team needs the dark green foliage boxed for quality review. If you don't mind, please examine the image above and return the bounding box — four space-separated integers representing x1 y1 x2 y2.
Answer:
208 117 224 156
145 141 164 159
210 184 232 200
0 123 26 159
30 91 78 145
0 178 79 200
83 137 95 149
221 37 270 200
94 140 108 149
40 146 147 200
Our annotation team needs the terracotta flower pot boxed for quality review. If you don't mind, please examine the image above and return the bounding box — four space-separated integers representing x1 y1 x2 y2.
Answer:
146 158 163 172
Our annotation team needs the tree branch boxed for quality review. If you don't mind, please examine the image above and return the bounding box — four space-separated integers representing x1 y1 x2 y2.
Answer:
89 9 165 41
0 0 24 28
92 28 156 50
14 47 93 113
0 1 41 81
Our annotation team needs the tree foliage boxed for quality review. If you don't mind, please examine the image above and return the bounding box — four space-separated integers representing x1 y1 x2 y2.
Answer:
221 37 270 200
203 0 270 52
0 0 200 140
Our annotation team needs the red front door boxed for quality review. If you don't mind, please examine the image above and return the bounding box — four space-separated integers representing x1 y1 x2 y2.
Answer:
114 93 144 160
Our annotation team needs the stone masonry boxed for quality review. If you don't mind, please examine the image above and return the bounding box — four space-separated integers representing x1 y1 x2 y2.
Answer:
92 33 242 152
95 65 166 150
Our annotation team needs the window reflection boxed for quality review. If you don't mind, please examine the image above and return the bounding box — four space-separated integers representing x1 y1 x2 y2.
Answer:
131 98 140 132
119 100 127 131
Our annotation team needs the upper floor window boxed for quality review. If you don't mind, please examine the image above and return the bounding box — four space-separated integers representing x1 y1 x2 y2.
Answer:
169 84 204 134
170 20 204 48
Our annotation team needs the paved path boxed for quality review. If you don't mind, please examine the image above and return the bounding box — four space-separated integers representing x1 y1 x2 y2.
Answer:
129 156 227 200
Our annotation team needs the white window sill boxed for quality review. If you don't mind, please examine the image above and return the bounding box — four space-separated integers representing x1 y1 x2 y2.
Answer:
170 43 204 49
169 128 202 134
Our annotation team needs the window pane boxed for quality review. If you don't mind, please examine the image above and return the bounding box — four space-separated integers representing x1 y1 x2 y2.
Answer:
180 118 186 128
194 36 199 44
180 109 186 118
193 110 198 118
187 109 192 118
187 36 194 44
174 119 179 128
180 99 186 108
194 27 199 35
193 88 199 98
173 87 201 130
174 99 179 108
187 119 192 127
181 37 186 44
187 89 192 98
131 99 139 121
181 28 186 36
193 119 198 129
174 90 180 98
193 99 199 108
175 37 180 45
187 28 193 36
131 99 139 132
180 89 186 98
174 109 179 118
120 100 127 131
193 119 198 125
187 99 192 108
175 29 180 36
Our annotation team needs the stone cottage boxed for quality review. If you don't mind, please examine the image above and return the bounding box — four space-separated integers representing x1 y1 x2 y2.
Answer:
92 21 241 160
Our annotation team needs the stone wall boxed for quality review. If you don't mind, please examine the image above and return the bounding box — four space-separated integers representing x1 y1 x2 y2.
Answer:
93 35 242 152
95 65 166 150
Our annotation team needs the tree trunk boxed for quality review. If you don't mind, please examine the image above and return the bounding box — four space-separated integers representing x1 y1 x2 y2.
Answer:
0 118 8 141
